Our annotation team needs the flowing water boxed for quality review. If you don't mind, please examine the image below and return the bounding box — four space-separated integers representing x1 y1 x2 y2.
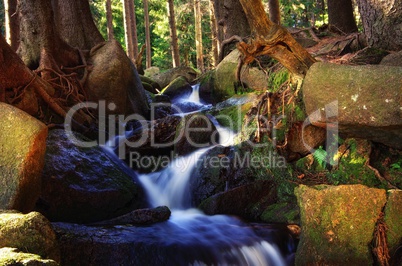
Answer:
100 85 295 265
128 85 294 265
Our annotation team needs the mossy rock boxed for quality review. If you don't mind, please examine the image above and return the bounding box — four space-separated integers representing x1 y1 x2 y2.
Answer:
0 211 60 262
0 247 59 266
384 189 402 258
0 103 48 213
160 76 192 100
295 184 387 265
260 202 300 224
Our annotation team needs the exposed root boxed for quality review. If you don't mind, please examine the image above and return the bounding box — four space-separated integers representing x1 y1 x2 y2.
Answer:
372 211 390 266
365 156 397 189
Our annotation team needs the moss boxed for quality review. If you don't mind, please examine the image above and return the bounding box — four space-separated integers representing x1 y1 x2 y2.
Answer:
267 67 289 92
260 202 300 224
295 185 387 265
384 190 402 255
0 248 59 266
214 102 254 133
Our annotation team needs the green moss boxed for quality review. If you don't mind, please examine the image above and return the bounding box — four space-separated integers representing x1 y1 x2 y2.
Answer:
260 202 300 224
267 68 289 92
214 102 254 133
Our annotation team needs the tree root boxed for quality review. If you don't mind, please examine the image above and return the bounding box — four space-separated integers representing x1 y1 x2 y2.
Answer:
372 211 390 266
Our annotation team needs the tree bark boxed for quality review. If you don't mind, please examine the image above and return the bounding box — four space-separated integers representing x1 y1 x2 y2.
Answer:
17 0 80 69
209 0 219 67
4 0 19 51
268 0 281 25
356 0 402 51
167 0 180 67
194 0 204 72
105 0 115 40
52 0 104 50
143 0 152 68
123 0 139 62
238 0 316 77
327 0 357 34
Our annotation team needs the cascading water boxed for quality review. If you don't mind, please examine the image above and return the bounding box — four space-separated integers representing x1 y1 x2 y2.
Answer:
133 86 291 265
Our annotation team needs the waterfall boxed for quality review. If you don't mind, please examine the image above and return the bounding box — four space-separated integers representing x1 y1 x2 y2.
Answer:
134 85 289 265
188 83 201 103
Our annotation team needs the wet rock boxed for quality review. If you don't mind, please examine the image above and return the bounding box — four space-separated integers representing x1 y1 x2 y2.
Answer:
150 66 197 88
384 189 402 260
0 211 60 262
0 247 59 266
160 76 193 100
91 206 171 226
37 129 146 223
0 102 48 213
86 40 149 117
174 113 219 156
302 62 402 149
123 116 182 172
260 202 300 224
295 184 387 265
199 180 277 221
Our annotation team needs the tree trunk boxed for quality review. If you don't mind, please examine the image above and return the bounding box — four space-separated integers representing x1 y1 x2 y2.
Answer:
356 0 402 51
194 0 204 72
123 0 139 62
209 0 219 67
52 0 104 50
17 0 80 69
216 0 250 41
268 0 281 25
143 0 152 68
4 0 19 51
213 0 250 60
238 0 316 77
105 0 115 40
327 0 357 34
167 0 180 67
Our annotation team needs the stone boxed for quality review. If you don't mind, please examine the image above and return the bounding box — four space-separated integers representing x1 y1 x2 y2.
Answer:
90 206 171 226
0 211 60 262
174 113 219 156
160 76 193 100
207 49 267 104
37 129 146 223
86 40 149 117
0 102 48 212
302 62 402 149
199 180 277 221
295 184 387 265
384 189 402 259
150 66 197 88
0 247 59 266
380 50 402 67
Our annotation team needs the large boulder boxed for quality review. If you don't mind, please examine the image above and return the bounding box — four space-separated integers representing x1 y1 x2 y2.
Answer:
295 184 387 265
0 248 58 266
86 40 149 117
201 49 268 104
0 103 48 213
150 66 197 88
199 180 277 221
302 62 402 149
37 129 147 223
0 211 60 262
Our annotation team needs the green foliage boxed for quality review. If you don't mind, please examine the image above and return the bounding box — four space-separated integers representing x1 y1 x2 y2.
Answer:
278 0 327 28
267 67 289 92
313 146 327 168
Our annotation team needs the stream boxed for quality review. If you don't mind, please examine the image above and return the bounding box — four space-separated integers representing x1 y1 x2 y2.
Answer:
53 85 296 265
132 85 295 265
